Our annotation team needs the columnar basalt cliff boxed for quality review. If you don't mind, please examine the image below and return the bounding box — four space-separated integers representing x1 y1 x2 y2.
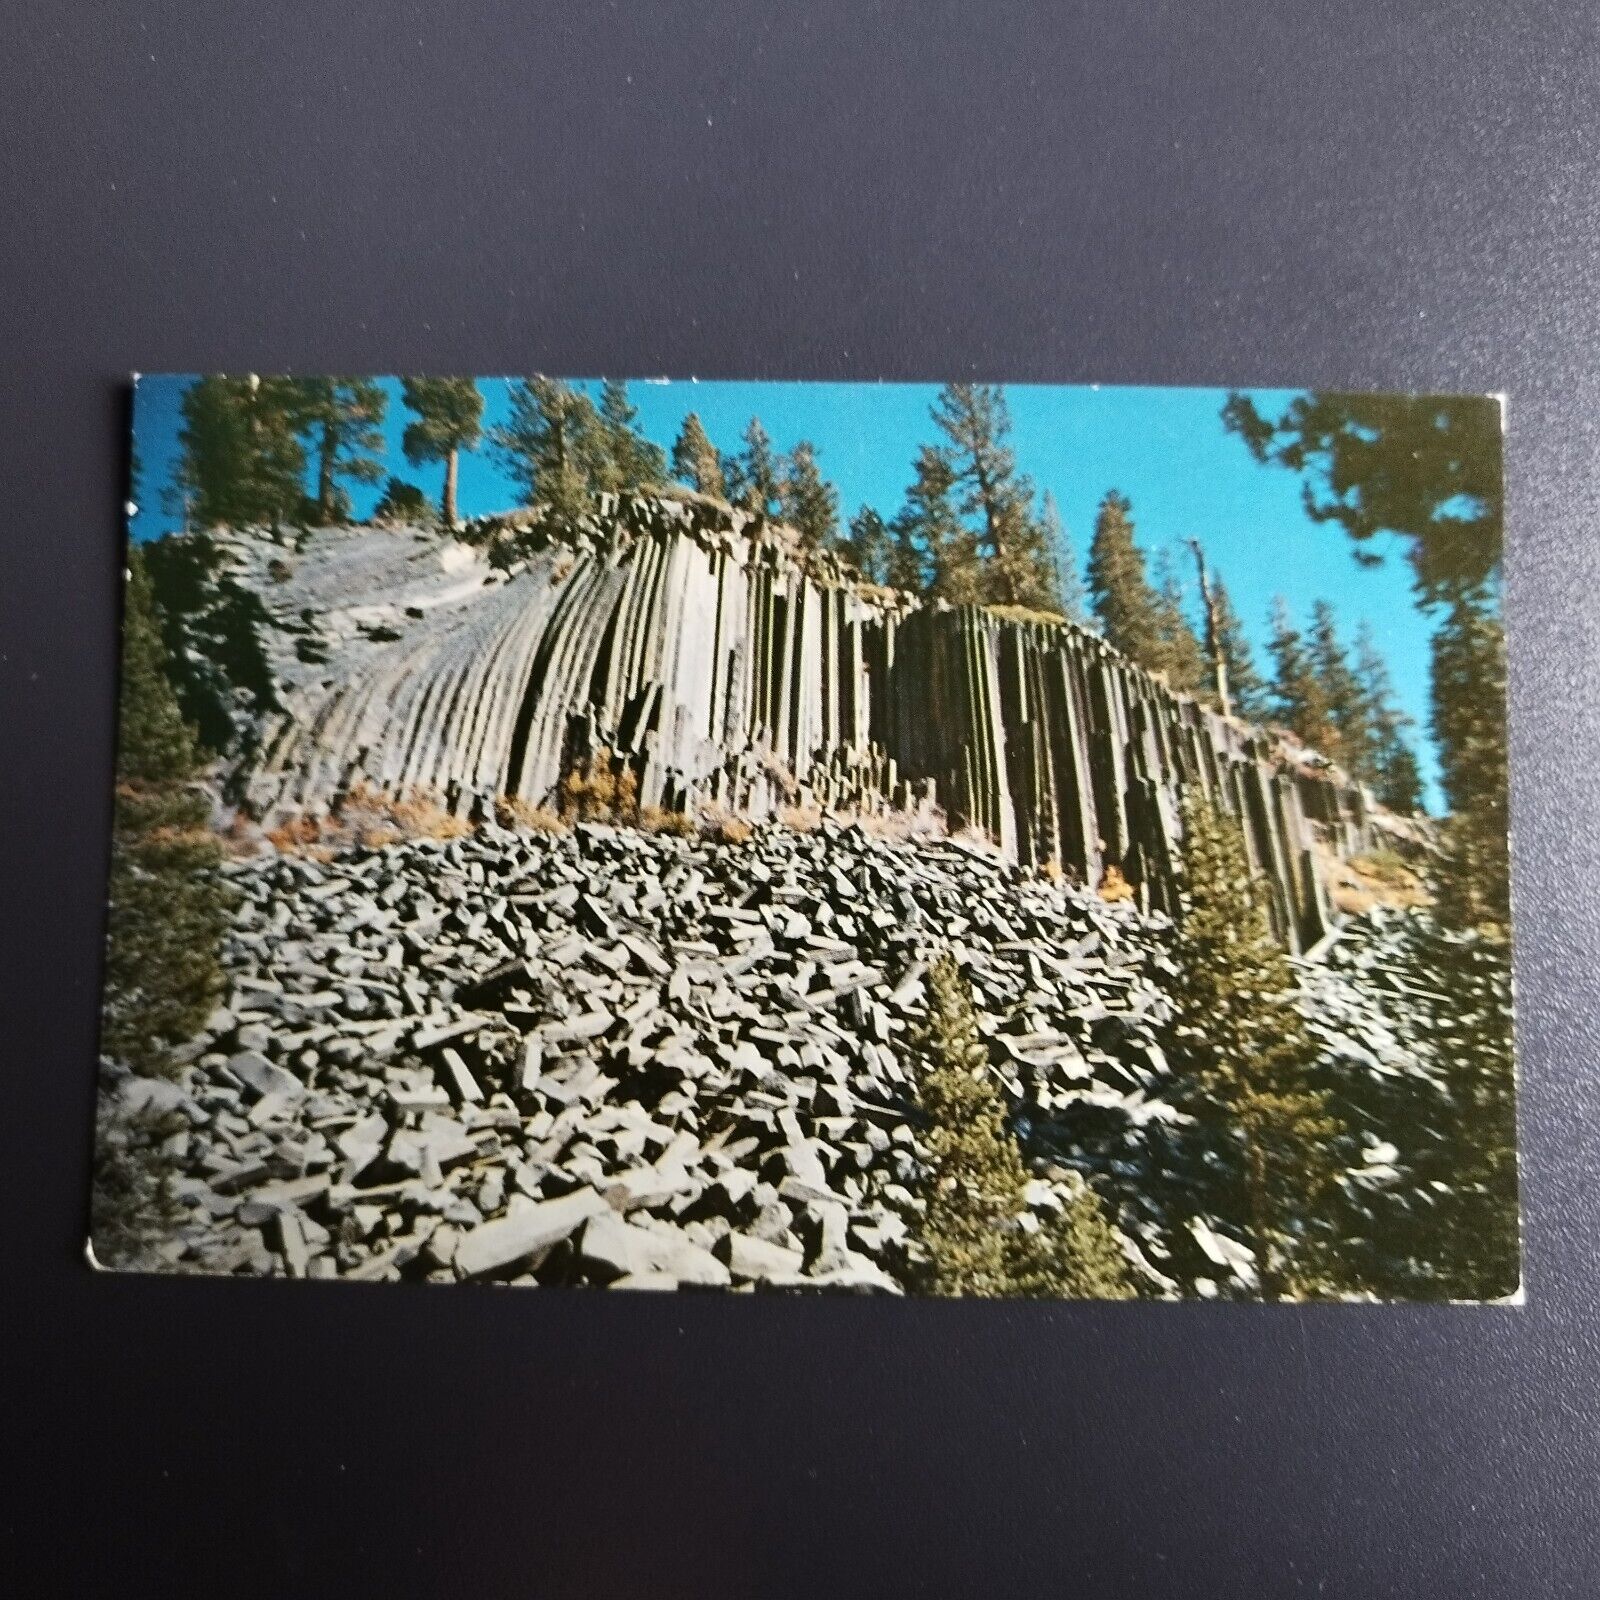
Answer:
224 492 1379 950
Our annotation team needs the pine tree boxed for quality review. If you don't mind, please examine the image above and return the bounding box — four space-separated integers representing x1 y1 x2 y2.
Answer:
1150 548 1208 693
932 383 1057 609
90 1092 183 1271
779 439 840 551
1426 924 1519 1298
178 374 308 531
400 377 484 527
891 446 979 601
94 547 232 1268
1166 790 1340 1298
670 411 727 499
293 378 387 523
1223 389 1507 933
907 952 1136 1299
843 505 891 584
907 952 1028 1296
490 376 603 524
1210 578 1269 721
371 477 432 525
725 417 783 518
1266 598 1336 750
1352 622 1424 813
141 532 277 756
1010 1179 1140 1301
1222 391 1502 607
1042 492 1087 624
1306 601 1372 773
1087 491 1166 668
596 379 666 493
101 549 228 1075
1431 599 1510 931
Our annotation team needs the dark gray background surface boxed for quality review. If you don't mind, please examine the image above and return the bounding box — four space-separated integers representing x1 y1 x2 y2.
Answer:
2 4 1596 1594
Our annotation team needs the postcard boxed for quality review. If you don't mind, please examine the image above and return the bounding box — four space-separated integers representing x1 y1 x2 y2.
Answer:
91 375 1515 1300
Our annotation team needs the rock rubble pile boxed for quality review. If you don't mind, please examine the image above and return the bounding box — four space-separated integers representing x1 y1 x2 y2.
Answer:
105 820 1445 1295
106 820 1189 1291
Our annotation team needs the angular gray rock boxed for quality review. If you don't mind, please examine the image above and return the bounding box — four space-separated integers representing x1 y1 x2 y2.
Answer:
453 1189 608 1280
577 1213 731 1287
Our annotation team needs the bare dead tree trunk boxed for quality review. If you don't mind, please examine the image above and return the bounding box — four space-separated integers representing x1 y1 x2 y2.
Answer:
1187 537 1231 717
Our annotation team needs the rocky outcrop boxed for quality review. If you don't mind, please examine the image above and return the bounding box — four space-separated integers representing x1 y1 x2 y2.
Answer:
217 492 1378 950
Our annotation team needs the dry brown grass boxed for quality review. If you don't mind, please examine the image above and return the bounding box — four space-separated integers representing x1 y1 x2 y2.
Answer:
777 803 824 832
698 807 753 845
1039 856 1065 884
616 765 639 817
265 813 327 852
559 747 640 825
1098 863 1134 903
985 602 1067 627
385 789 472 839
639 805 697 838
265 783 473 856
493 794 567 833
1326 848 1432 915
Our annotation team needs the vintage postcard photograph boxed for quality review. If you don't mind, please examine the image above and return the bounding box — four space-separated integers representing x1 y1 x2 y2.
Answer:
91 375 1515 1301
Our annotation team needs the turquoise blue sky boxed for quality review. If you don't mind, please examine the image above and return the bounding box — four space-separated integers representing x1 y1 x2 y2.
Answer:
130 375 1444 805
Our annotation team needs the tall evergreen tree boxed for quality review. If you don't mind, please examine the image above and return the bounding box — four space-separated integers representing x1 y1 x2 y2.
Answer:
1431 600 1510 930
779 439 840 552
1210 577 1269 721
1230 392 1515 1298
490 376 603 525
370 477 432 525
401 377 484 527
95 547 232 1268
907 952 1136 1299
178 374 307 531
292 378 387 524
101 549 228 1075
724 417 783 518
891 446 979 601
1223 390 1506 929
596 379 666 493
1041 492 1087 624
843 505 891 584
1306 600 1371 773
141 533 276 756
932 383 1057 609
1352 621 1424 814
1087 491 1166 668
670 411 727 499
1222 392 1502 606
1167 790 1340 1298
1266 598 1336 750
1151 548 1209 693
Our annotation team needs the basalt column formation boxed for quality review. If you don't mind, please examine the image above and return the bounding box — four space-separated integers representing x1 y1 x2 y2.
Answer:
237 494 1373 950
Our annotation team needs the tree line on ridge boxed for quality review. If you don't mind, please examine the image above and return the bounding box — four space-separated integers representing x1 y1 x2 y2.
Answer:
170 374 1425 812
